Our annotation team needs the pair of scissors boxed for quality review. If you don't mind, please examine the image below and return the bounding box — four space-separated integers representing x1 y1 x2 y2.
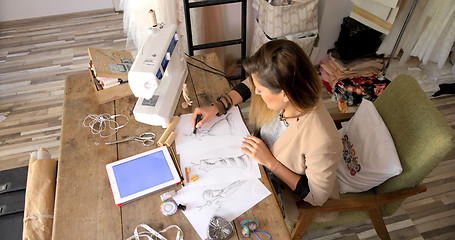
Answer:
105 132 156 146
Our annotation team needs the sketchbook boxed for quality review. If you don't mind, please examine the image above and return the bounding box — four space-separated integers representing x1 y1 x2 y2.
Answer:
106 146 181 206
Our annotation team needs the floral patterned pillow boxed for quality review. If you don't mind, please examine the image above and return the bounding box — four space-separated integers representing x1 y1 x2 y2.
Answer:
337 99 402 193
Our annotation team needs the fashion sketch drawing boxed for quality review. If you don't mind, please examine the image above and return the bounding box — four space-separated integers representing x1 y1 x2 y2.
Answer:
196 180 247 211
173 178 271 239
191 154 252 172
186 112 234 139
174 106 251 159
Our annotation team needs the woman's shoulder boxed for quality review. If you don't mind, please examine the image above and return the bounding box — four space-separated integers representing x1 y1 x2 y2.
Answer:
296 103 339 140
298 102 333 126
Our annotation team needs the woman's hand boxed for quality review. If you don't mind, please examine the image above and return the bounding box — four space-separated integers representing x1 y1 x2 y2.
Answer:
241 136 279 170
191 105 219 131
242 137 300 192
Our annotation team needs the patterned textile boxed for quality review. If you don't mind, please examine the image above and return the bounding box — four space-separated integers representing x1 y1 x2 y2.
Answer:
334 75 390 113
341 135 361 176
258 0 318 38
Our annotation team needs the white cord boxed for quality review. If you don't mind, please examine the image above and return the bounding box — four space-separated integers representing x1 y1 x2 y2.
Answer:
126 224 184 240
82 113 129 138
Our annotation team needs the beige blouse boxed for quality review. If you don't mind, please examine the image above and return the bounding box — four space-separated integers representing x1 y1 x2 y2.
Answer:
238 78 342 221
270 102 342 207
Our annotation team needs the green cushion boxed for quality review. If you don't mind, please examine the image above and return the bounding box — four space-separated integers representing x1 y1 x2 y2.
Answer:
373 74 455 216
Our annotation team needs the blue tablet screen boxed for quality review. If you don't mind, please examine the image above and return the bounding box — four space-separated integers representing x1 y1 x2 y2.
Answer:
112 150 174 198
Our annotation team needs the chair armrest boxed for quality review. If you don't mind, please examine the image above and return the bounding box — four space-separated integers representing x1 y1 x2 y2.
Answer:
296 185 427 213
330 112 355 129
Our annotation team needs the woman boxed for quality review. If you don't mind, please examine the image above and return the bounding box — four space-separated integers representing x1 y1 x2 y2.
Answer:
191 40 342 211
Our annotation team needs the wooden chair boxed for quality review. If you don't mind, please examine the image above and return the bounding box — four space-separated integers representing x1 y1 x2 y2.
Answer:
291 74 455 240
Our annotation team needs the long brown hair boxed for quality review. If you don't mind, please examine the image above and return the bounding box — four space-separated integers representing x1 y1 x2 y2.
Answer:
243 40 322 130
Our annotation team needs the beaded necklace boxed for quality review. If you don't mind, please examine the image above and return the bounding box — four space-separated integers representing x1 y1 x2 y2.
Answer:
279 109 306 126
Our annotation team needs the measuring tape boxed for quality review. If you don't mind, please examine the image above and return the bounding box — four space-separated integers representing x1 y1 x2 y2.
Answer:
160 200 178 216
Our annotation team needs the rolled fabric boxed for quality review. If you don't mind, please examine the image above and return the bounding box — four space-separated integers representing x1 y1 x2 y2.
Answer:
23 147 57 240
157 116 180 146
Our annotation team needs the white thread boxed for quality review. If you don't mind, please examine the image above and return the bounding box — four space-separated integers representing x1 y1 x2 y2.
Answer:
23 214 54 222
83 113 129 138
126 223 184 240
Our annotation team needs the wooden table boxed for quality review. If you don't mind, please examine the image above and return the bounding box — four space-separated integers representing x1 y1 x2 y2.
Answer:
52 53 290 240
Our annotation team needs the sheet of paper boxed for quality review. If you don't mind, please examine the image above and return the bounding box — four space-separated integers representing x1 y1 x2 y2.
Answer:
173 178 271 240
175 106 250 158
174 107 261 187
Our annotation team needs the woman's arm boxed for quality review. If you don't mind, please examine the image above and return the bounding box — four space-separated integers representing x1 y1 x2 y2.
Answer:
267 158 301 191
191 81 250 131
241 136 303 191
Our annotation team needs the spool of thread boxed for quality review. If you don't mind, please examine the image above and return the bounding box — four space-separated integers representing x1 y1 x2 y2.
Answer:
99 78 120 89
160 200 178 216
149 9 157 27
157 116 180 146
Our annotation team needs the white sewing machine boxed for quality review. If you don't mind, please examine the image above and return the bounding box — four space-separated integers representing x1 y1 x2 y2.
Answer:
128 23 188 128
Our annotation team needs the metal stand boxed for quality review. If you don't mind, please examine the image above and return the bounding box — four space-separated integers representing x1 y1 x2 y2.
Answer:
382 0 419 77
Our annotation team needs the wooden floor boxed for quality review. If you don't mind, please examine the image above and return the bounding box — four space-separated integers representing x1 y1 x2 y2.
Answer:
1 9 454 240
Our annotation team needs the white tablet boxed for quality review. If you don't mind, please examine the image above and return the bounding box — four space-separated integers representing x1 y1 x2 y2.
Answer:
106 146 181 206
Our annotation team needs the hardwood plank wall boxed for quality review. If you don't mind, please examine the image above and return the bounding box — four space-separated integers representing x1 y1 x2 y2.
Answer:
0 9 454 240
